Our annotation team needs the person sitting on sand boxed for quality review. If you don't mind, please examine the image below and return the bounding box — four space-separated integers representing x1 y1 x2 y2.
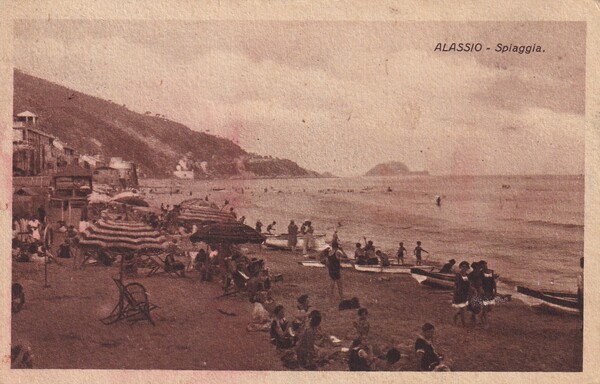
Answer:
370 348 402 371
415 323 449 371
247 295 273 332
294 294 311 330
266 221 277 234
375 250 390 267
348 338 371 371
270 305 297 349
396 242 407 265
353 308 370 341
354 243 367 265
296 310 326 370
288 220 299 252
57 238 73 259
165 251 186 277
452 261 471 327
413 241 429 266
440 259 456 273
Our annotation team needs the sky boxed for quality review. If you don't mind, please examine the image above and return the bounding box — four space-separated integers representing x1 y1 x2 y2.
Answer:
14 21 585 176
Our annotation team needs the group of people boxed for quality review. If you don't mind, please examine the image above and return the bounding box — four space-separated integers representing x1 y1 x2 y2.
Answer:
352 239 429 266
246 289 410 371
450 259 499 328
256 219 317 254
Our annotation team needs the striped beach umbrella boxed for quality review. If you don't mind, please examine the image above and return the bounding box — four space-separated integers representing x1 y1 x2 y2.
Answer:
190 222 265 244
179 198 219 209
79 218 168 251
175 206 236 225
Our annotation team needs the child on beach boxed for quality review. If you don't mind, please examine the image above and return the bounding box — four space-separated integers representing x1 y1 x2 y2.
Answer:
396 242 407 265
413 241 429 266
266 221 276 234
353 308 370 341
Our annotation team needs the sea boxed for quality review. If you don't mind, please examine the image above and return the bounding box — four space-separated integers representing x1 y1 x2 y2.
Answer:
140 174 584 293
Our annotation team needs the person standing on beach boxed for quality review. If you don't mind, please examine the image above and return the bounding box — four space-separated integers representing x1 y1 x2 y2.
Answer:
480 261 497 329
326 245 344 299
331 230 340 249
303 221 314 255
467 261 483 326
452 261 471 327
396 242 407 265
288 220 299 252
413 241 429 266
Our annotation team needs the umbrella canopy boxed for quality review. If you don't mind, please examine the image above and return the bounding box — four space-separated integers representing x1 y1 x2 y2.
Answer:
111 196 150 207
179 198 219 209
79 218 168 251
190 222 266 244
111 191 140 200
176 206 236 225
88 191 111 204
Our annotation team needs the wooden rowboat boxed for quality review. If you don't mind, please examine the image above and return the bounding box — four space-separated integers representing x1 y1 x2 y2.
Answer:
354 264 434 274
516 286 580 316
297 260 354 268
264 233 328 251
410 268 455 290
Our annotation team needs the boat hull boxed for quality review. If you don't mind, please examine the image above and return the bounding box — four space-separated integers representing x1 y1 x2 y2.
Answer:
516 286 580 316
264 234 328 251
410 268 455 289
354 264 433 274
298 260 354 268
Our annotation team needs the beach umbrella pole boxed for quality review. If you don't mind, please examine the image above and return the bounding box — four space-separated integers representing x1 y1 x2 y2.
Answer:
44 251 50 288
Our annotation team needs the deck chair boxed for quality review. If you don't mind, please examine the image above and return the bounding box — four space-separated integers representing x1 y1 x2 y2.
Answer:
101 278 158 326
218 270 250 298
145 254 185 278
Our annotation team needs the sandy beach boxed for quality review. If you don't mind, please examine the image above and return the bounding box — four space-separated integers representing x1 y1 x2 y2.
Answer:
12 225 582 371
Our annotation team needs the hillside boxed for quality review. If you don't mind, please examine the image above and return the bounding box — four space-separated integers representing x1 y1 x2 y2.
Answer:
364 161 428 176
13 70 319 179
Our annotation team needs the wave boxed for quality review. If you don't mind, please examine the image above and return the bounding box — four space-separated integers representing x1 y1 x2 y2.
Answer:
527 220 583 230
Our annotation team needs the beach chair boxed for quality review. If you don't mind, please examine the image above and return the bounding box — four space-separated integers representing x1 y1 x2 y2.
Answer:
101 278 157 326
146 254 185 278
